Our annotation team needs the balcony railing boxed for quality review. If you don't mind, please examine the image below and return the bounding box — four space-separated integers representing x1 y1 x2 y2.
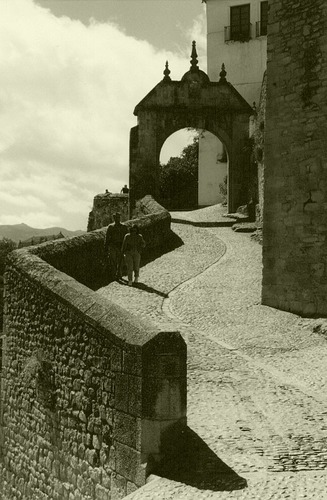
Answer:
224 22 268 42
256 21 267 37
224 24 252 42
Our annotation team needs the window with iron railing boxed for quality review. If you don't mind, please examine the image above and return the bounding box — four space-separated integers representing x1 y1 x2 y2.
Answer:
225 23 252 42
225 2 268 42
227 4 252 41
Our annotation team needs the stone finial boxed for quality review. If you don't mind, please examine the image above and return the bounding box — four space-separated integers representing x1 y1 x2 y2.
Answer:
190 40 199 72
163 60 171 82
219 63 227 82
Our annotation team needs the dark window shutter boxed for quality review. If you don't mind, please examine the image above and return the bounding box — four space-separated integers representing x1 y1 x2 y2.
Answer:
230 4 250 41
260 1 268 36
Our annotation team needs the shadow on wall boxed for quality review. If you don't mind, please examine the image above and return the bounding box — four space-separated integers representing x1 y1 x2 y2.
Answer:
27 196 183 291
153 422 247 492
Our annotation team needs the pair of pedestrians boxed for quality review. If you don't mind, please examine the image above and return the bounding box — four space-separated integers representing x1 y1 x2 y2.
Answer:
104 213 145 286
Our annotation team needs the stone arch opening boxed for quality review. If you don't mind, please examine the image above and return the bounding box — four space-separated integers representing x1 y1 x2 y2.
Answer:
159 128 229 210
159 128 199 210
129 42 253 215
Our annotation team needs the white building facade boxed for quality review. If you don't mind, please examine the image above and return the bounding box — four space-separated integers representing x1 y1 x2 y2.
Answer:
198 0 267 206
205 0 267 105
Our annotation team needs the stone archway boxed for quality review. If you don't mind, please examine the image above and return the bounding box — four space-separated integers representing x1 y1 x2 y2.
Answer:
129 42 253 213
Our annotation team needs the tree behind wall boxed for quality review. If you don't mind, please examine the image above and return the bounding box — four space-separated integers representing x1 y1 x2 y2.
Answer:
159 137 199 209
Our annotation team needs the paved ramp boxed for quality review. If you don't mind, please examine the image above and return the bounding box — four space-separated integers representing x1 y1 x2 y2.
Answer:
97 210 327 499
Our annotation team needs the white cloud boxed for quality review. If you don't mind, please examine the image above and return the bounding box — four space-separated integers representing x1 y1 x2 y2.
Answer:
186 12 207 72
0 0 192 229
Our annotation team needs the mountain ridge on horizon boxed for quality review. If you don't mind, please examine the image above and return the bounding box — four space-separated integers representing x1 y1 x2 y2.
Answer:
0 223 85 243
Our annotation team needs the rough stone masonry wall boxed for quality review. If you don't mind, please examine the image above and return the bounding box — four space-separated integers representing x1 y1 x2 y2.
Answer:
32 208 172 290
87 194 129 232
0 207 186 499
0 249 186 500
262 0 327 315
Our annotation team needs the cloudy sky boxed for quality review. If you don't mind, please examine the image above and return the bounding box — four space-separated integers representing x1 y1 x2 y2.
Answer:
0 0 206 230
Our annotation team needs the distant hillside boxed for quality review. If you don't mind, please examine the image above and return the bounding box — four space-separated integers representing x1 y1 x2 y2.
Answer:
0 223 85 243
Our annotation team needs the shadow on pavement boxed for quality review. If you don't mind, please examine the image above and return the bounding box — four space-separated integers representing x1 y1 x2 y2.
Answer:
152 423 247 492
119 278 168 298
131 282 168 298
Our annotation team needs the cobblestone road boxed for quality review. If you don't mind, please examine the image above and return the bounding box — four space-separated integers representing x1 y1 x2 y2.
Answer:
98 216 327 499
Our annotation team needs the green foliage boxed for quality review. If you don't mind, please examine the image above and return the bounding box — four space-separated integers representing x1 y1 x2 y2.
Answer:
159 137 199 208
0 237 17 275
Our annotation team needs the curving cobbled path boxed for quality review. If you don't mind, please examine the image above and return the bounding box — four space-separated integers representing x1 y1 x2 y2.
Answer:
97 216 327 500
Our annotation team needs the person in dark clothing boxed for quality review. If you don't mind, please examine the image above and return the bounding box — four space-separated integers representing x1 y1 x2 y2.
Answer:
104 213 128 279
121 184 129 194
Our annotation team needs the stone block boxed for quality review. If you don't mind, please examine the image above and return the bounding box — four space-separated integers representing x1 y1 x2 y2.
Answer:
111 346 122 373
142 376 186 421
123 350 142 376
110 473 127 500
126 482 138 495
114 374 129 413
101 471 111 490
113 412 141 450
140 419 173 458
115 442 145 485
127 376 142 417
94 484 110 500
142 419 161 458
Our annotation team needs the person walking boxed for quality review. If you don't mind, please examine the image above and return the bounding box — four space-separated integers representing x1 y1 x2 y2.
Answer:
122 225 145 286
104 213 128 279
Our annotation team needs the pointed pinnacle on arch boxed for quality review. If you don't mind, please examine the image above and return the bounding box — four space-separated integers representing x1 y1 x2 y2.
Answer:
219 63 227 82
163 60 171 82
190 40 199 72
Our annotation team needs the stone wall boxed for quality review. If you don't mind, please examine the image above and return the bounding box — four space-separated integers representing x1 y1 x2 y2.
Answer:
88 193 129 232
262 0 327 315
30 209 172 290
253 72 266 223
0 236 186 499
133 195 168 218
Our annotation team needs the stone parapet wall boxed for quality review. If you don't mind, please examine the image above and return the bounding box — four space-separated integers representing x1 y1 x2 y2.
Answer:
29 209 172 290
88 193 129 232
134 195 168 218
262 0 327 316
0 245 186 499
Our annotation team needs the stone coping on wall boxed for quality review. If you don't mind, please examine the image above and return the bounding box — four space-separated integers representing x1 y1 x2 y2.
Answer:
5 207 173 346
134 196 168 217
13 209 172 290
32 211 170 260
95 192 129 199
6 235 173 348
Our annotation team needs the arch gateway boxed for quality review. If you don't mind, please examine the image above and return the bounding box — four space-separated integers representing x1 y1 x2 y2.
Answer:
129 42 253 213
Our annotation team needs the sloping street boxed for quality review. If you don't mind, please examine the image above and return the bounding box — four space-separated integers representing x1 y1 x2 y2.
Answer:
98 207 327 499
